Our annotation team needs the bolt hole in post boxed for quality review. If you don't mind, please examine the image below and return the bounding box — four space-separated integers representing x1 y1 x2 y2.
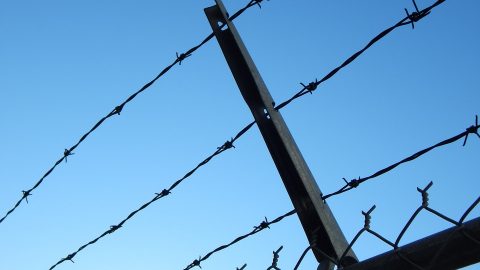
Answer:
216 20 226 30
263 108 271 119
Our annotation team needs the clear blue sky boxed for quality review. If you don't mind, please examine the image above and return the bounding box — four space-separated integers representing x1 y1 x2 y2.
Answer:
1 1 479 269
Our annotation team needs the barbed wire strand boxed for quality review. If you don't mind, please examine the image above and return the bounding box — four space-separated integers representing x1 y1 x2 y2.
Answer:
48 1 453 268
183 211 295 270
3 0 447 227
0 0 267 226
47 121 259 270
274 0 444 111
322 115 479 200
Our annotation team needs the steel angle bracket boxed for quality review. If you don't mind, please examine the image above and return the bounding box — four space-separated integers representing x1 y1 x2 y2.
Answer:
204 0 357 267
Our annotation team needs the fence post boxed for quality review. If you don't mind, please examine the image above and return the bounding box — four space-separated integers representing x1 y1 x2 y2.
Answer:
204 1 357 267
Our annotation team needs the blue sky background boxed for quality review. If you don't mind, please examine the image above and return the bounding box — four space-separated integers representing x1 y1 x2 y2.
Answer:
1 0 479 269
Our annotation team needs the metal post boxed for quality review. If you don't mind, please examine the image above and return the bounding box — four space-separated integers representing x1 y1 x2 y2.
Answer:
205 1 357 267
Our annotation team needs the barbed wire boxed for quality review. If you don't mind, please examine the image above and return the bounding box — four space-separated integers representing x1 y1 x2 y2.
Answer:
48 122 257 270
322 115 479 200
0 0 269 226
183 211 295 270
273 0 445 111
47 1 453 268
293 182 480 269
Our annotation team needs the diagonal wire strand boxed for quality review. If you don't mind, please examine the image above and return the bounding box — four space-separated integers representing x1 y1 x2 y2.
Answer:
183 210 295 270
48 121 256 270
274 0 445 111
0 0 268 226
322 115 479 200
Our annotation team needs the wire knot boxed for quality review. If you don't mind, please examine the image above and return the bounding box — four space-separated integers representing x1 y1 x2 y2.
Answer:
65 253 75 263
267 246 282 270
156 189 171 198
417 181 433 207
300 79 319 94
192 257 202 269
176 52 192 65
22 190 32 203
255 217 270 230
219 139 235 151
463 115 479 146
108 225 121 234
113 104 124 115
343 177 360 188
362 205 376 230
404 0 431 29
63 149 74 163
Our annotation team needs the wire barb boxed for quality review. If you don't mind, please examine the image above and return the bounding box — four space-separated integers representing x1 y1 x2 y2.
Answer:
463 115 480 146
113 104 124 115
255 217 271 231
267 246 283 270
22 190 32 203
108 225 122 234
65 253 75 263
404 0 431 29
300 79 319 94
417 181 433 207
343 177 360 188
155 189 171 198
362 205 376 230
63 149 74 163
219 138 235 151
176 52 192 65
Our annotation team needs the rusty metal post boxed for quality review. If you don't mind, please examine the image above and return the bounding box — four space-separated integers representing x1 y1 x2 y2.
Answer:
204 1 357 268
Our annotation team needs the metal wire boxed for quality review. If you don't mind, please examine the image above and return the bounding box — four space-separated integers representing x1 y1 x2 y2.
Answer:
48 125 257 270
0 0 268 226
48 1 455 268
183 211 295 270
292 182 479 269
274 0 445 111
322 115 480 200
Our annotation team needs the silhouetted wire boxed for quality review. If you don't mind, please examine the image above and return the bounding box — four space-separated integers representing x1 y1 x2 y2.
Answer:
293 246 312 270
0 0 269 226
183 211 294 270
274 0 445 111
48 122 257 270
322 115 479 200
47 0 452 268
293 182 479 268
334 182 480 269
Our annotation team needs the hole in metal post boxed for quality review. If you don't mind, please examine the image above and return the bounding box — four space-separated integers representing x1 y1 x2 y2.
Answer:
264 108 271 119
216 20 227 30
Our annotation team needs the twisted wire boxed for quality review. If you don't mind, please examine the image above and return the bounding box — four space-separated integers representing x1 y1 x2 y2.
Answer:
322 115 479 200
274 0 445 111
183 211 295 270
294 182 480 269
48 122 257 270
0 0 269 226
